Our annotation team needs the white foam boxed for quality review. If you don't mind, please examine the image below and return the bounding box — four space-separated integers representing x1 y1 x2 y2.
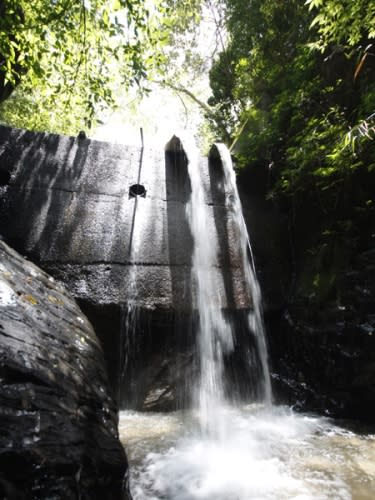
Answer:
0 280 17 307
120 407 374 500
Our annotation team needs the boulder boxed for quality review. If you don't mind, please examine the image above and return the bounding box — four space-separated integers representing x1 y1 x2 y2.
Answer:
0 241 130 499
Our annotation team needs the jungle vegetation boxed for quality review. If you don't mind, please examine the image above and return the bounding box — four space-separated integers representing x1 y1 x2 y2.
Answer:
208 0 375 301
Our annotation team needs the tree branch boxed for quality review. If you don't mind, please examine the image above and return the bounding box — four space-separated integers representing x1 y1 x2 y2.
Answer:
154 79 231 143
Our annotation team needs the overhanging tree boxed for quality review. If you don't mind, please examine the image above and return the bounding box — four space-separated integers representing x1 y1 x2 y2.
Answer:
0 0 153 132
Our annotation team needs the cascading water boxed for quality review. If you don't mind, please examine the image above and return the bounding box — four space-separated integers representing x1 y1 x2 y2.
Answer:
119 130 146 407
185 140 234 432
119 137 375 500
184 140 271 432
213 143 272 404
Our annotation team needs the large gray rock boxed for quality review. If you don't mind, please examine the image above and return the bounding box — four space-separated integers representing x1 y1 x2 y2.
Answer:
0 241 130 499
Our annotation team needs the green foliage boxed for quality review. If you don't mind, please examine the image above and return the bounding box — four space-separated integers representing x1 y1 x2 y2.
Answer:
306 0 375 50
210 0 375 188
0 81 90 135
149 1 232 143
208 0 375 303
344 112 375 153
0 0 215 135
0 0 157 133
150 0 206 86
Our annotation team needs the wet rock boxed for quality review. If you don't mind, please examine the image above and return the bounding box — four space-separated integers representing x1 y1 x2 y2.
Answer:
0 241 130 499
237 163 375 421
237 172 290 313
267 242 375 421
117 307 197 411
140 352 196 412
0 125 249 312
117 306 265 412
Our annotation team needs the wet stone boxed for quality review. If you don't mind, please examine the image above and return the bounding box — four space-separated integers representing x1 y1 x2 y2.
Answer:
0 240 130 499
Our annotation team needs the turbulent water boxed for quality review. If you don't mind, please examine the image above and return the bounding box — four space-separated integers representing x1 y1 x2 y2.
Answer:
120 141 375 499
119 406 375 500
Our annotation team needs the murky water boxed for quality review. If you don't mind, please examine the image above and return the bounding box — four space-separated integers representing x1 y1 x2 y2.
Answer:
119 405 375 500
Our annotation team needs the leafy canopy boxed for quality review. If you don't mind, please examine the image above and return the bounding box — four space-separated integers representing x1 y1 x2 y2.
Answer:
207 0 375 301
306 0 375 50
208 0 375 188
0 0 159 132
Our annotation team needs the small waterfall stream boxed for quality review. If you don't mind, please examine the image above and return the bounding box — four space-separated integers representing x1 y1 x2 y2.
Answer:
185 141 271 433
119 138 375 499
185 140 234 432
214 143 272 404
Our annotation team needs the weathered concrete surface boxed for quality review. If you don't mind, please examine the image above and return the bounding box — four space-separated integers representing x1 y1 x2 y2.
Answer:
0 125 249 311
0 240 130 498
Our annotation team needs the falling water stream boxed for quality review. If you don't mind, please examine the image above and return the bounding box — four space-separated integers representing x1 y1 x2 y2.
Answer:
185 140 236 433
214 143 272 405
119 140 375 499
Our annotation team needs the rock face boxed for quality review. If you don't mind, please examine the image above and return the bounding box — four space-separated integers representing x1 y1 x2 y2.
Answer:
269 241 375 421
0 125 248 312
0 241 130 499
238 164 375 421
2 123 374 420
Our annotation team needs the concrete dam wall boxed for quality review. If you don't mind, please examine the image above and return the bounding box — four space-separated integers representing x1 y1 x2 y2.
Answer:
0 125 249 310
0 125 256 409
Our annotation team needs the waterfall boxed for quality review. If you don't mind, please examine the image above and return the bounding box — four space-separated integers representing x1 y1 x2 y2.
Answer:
119 130 145 407
185 139 272 432
214 143 272 404
185 140 234 432
119 139 375 500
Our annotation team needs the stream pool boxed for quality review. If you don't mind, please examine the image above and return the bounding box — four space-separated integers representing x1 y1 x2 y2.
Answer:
119 405 375 500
